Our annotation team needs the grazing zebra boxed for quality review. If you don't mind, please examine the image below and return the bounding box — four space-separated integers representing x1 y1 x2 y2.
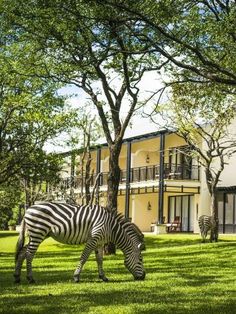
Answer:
14 202 145 284
198 215 219 242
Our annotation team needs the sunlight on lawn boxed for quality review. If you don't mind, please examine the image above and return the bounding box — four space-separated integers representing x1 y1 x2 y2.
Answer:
0 232 235 314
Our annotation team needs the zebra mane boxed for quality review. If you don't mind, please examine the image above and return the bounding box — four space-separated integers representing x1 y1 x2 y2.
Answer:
113 212 144 242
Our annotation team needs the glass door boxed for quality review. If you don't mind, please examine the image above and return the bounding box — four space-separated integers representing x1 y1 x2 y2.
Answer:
218 193 236 233
168 195 194 231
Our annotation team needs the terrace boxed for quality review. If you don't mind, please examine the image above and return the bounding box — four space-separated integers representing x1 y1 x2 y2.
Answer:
58 163 200 190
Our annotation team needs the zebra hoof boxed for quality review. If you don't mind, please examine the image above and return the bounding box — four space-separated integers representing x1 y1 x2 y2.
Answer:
74 275 80 283
14 275 21 284
99 275 109 282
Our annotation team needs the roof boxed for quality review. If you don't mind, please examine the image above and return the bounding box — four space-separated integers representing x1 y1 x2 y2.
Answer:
58 128 172 157
217 186 236 192
122 129 171 143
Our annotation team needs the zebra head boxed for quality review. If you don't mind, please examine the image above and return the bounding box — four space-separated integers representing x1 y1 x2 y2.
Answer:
124 246 146 280
113 214 146 280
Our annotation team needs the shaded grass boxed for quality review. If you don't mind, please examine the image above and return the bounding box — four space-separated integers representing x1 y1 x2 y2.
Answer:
0 232 235 314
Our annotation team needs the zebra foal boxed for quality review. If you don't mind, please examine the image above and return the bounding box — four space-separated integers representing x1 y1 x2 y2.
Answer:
14 202 145 283
198 215 219 242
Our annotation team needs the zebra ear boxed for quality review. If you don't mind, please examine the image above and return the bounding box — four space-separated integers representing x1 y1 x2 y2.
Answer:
138 243 146 251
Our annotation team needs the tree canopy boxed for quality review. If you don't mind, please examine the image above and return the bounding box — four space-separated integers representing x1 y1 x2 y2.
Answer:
0 41 76 185
97 0 236 91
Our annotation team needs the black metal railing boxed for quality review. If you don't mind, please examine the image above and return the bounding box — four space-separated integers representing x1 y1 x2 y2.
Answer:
56 163 199 191
163 163 200 180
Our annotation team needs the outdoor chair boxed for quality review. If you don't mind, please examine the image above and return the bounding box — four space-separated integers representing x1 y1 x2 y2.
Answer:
166 216 181 232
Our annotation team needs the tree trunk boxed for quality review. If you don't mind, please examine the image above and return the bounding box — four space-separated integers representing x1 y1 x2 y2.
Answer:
107 143 122 212
210 189 218 220
205 168 218 219
105 142 122 255
85 152 92 204
205 166 219 241
210 188 219 242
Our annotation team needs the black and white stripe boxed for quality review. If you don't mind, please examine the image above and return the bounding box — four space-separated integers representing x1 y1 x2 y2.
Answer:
198 215 219 242
14 202 145 283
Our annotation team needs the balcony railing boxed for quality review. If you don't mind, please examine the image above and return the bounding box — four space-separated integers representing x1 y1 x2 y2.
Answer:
57 163 200 190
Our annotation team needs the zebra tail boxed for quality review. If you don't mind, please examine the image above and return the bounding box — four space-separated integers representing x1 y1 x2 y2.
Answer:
15 219 26 263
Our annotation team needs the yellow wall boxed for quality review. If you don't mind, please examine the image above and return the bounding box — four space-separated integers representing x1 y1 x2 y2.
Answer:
131 194 158 232
90 150 97 173
132 137 160 167
101 147 109 172
117 195 126 216
98 133 187 172
164 134 187 163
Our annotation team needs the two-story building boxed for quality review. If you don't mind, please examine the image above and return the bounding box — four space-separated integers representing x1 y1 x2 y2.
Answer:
51 127 236 234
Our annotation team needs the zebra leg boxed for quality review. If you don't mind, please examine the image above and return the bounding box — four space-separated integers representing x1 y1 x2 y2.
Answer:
25 249 36 284
210 229 214 242
95 247 109 282
25 237 45 284
211 228 218 242
14 245 27 283
73 239 98 283
201 231 206 243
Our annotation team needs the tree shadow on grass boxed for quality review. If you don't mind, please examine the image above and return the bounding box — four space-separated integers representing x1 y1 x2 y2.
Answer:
0 231 19 239
144 234 236 249
0 248 132 290
2 238 235 285
1 242 235 314
1 233 235 314
0 281 235 314
1 249 234 288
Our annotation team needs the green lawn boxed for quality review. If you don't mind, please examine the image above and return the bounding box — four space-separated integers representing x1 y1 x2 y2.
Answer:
0 232 235 314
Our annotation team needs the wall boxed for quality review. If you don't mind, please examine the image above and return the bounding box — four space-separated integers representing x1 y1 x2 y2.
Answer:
117 195 125 216
217 118 236 187
164 134 186 163
132 137 160 167
131 193 158 232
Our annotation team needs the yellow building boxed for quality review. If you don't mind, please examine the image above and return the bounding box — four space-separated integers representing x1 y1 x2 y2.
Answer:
53 129 236 234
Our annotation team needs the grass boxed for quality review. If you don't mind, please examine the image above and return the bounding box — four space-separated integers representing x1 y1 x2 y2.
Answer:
0 232 235 314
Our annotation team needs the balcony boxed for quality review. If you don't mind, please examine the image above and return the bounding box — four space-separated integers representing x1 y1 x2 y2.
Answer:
57 163 200 190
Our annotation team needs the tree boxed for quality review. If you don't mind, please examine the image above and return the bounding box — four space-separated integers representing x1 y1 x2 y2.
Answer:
0 49 75 185
20 149 63 207
65 106 103 204
159 82 236 236
0 183 22 230
98 0 236 92
1 0 160 212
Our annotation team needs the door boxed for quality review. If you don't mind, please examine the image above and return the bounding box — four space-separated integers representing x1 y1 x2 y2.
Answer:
168 195 194 231
218 193 236 233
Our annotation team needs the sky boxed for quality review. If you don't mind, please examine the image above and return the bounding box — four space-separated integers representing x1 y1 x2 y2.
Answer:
45 71 166 153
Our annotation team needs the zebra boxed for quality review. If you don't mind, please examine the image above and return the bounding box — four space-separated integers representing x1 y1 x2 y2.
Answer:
14 202 145 284
198 215 219 242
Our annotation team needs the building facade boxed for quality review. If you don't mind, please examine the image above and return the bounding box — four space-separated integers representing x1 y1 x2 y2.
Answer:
52 127 236 234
